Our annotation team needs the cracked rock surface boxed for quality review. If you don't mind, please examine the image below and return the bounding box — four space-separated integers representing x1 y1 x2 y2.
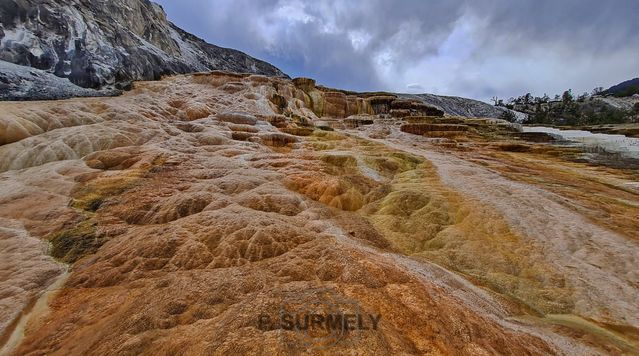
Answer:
0 72 638 355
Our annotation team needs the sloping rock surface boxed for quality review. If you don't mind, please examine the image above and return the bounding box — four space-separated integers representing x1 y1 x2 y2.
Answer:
1 72 638 354
0 0 287 99
0 60 119 100
401 93 516 118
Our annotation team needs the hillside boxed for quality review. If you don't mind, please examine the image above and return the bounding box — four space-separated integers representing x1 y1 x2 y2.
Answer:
0 0 287 98
605 77 639 97
401 93 518 119
502 90 639 127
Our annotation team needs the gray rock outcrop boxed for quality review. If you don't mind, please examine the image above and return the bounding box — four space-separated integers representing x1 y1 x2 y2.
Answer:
400 93 518 119
0 0 287 100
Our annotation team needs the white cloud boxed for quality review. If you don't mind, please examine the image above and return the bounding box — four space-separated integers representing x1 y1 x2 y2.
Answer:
154 0 639 101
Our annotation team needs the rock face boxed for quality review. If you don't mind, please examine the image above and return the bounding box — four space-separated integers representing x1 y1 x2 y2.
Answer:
287 79 510 120
0 60 119 100
290 79 446 119
0 0 287 99
401 93 517 118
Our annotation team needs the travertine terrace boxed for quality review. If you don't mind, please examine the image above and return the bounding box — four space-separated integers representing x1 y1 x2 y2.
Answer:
0 72 638 355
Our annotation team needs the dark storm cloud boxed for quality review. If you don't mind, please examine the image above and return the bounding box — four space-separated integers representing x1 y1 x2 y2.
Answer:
154 0 639 101
473 0 639 51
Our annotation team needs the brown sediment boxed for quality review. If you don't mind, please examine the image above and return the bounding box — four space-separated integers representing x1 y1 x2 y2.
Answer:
0 71 636 355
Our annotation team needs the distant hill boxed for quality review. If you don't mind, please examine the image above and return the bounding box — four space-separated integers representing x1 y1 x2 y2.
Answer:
400 93 519 119
605 78 639 97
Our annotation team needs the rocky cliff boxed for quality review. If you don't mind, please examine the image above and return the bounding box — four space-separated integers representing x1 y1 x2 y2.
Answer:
0 0 287 99
295 81 519 119
401 93 516 119
0 59 120 100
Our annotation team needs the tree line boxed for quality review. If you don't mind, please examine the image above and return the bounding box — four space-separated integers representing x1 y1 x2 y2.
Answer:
492 87 606 108
493 88 639 126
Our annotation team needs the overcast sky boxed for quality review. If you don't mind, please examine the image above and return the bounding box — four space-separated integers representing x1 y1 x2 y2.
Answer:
154 0 639 102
